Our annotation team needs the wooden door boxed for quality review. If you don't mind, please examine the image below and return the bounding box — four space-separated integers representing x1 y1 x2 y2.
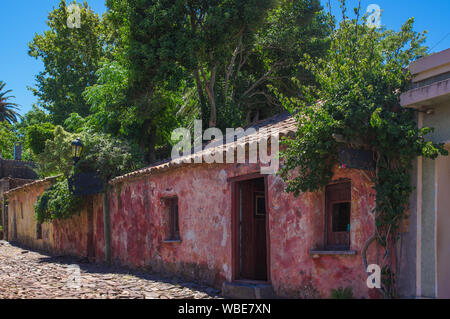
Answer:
240 178 267 280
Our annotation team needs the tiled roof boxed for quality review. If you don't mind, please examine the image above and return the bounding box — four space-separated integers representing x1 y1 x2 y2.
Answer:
110 112 298 186
3 176 61 198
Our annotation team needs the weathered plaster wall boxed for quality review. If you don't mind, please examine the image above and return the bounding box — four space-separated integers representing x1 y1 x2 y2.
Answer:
421 158 436 297
3 159 378 298
109 162 377 298
268 168 376 298
1 178 34 239
5 183 104 261
108 163 255 287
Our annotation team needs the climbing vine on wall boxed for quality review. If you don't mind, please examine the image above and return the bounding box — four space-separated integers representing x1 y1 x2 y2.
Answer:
35 179 83 224
279 1 448 298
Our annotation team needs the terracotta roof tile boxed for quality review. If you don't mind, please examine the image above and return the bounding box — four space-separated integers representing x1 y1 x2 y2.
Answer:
3 175 61 198
109 113 298 186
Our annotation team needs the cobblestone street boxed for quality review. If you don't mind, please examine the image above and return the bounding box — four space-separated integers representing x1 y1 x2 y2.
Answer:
0 241 222 299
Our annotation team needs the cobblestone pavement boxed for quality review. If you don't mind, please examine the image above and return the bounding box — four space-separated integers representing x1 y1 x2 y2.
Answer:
0 241 222 299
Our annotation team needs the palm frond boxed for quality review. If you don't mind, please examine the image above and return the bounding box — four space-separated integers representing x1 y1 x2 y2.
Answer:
0 81 21 124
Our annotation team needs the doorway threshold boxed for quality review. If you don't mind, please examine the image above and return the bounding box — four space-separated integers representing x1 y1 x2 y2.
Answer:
222 281 275 299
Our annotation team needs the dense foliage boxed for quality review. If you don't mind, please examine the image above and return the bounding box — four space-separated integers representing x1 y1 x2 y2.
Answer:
121 0 330 161
12 0 331 164
28 0 106 125
35 125 144 181
34 125 144 222
279 2 448 298
25 122 56 155
35 179 83 224
0 121 18 159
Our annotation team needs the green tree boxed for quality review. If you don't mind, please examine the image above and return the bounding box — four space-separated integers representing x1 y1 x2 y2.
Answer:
34 125 144 223
13 105 53 161
279 2 447 298
83 60 178 162
119 0 329 161
0 121 18 159
17 105 53 127
25 122 56 155
36 126 74 177
222 0 331 125
83 61 130 137
126 0 329 131
28 0 106 125
35 125 144 180
0 81 20 124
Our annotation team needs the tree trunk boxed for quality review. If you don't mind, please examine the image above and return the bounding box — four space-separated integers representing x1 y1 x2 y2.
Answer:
147 125 157 163
194 69 208 128
200 65 217 128
139 119 157 164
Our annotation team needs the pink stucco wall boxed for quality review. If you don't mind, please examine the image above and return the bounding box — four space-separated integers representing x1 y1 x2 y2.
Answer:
268 168 377 298
108 162 377 298
5 159 378 298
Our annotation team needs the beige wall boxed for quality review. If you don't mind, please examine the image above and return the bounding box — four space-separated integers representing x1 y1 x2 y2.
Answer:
5 181 105 260
7 182 63 252
437 144 450 298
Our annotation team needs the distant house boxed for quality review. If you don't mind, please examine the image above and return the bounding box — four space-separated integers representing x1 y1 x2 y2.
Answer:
0 143 38 239
400 48 450 298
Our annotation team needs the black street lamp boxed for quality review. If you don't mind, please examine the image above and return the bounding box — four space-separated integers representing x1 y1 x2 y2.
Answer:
71 138 83 164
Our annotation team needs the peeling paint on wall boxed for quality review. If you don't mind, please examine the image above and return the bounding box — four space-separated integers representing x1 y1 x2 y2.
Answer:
5 160 377 298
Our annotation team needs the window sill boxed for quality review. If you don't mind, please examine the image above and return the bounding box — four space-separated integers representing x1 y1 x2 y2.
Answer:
309 249 357 258
163 239 182 244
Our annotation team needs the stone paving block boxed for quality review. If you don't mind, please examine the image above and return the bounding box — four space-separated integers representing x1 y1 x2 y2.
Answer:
0 243 222 299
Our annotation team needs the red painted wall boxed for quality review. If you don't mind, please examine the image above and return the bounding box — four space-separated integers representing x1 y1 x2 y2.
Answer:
7 161 377 298
108 163 377 298
51 195 105 261
268 168 377 298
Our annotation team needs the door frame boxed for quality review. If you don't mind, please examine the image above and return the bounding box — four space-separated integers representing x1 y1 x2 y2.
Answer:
324 179 352 250
229 173 271 282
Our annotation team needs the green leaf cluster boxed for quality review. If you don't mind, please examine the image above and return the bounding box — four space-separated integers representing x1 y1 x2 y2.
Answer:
330 287 354 299
28 0 106 125
0 121 18 159
25 122 56 155
35 125 144 181
34 179 83 224
34 125 144 222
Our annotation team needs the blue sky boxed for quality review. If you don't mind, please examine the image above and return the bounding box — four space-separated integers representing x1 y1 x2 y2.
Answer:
1 0 449 117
